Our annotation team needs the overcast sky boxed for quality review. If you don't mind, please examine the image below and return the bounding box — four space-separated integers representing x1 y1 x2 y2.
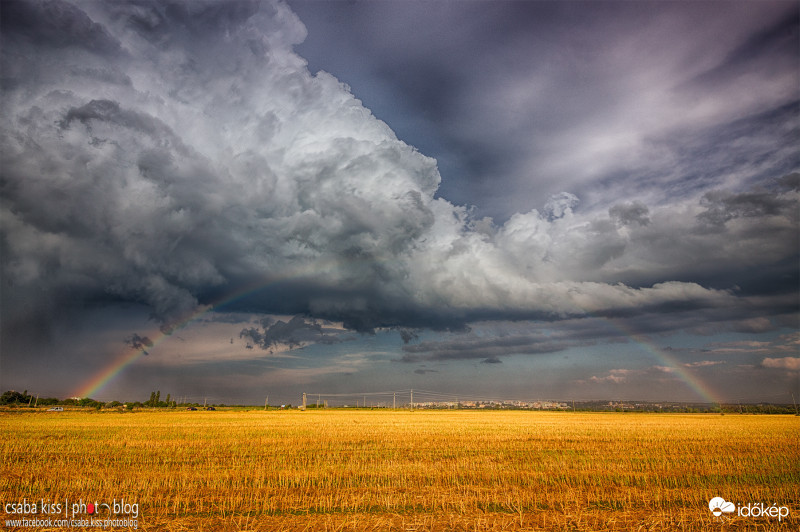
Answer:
1 0 798 405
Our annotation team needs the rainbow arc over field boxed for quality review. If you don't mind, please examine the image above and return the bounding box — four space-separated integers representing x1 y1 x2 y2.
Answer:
75 262 723 405
601 318 723 405
73 259 349 399
72 287 249 399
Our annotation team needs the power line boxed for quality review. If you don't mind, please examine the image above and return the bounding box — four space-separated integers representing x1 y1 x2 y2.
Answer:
300 388 545 408
300 389 412 397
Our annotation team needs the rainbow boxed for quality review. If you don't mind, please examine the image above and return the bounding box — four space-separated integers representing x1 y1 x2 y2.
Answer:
75 343 150 400
73 257 361 398
75 261 724 405
601 318 723 405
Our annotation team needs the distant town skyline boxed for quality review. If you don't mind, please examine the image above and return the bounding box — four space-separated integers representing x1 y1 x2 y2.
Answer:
1 0 798 405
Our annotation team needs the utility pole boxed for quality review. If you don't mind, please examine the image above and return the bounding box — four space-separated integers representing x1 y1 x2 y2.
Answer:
34 395 39 408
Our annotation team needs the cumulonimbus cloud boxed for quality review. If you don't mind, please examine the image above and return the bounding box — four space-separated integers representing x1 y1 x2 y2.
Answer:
0 0 796 349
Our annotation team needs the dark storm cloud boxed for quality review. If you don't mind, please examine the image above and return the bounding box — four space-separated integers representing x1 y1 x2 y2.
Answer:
290 1 798 221
399 304 799 364
777 172 800 191
239 315 341 351
398 328 419 344
697 189 796 229
400 330 591 363
124 333 153 355
534 178 799 303
0 0 122 55
1 0 436 335
1 0 797 367
60 99 189 155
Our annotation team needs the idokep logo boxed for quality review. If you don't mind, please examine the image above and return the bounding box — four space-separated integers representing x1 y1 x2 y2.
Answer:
708 497 735 518
709 497 790 522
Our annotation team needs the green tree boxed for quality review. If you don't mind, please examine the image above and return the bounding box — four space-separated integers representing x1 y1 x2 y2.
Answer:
78 397 101 408
1 391 28 405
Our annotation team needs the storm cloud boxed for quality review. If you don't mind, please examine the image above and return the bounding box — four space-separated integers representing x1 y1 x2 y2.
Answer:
0 0 797 403
124 333 154 355
290 0 799 220
239 315 341 351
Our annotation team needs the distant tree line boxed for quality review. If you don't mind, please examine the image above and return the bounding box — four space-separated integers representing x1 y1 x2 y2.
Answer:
1 390 797 414
0 389 208 410
0 390 109 409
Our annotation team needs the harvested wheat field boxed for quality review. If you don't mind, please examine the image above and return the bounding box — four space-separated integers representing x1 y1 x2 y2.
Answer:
1 409 797 531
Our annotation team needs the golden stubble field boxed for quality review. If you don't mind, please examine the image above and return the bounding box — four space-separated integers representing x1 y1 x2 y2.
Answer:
1 409 798 531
